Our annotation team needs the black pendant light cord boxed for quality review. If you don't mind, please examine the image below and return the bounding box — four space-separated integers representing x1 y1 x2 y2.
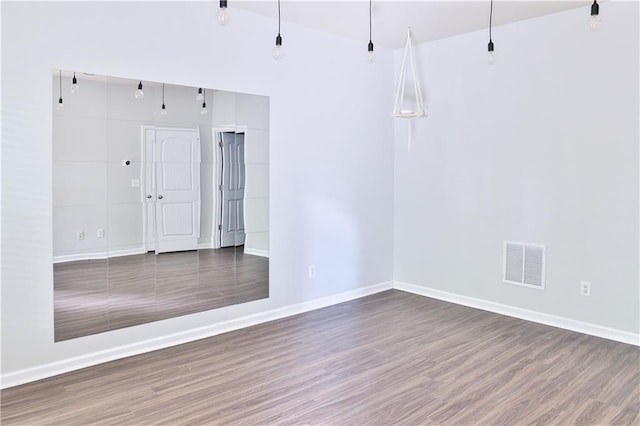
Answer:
489 0 493 42
162 83 165 103
59 70 62 99
277 0 281 36
274 0 282 48
369 0 372 43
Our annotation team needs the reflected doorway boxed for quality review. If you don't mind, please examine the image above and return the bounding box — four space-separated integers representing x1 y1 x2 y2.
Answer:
219 131 246 248
143 127 201 254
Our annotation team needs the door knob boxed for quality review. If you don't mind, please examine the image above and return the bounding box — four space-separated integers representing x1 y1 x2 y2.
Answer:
147 195 152 199
158 195 164 199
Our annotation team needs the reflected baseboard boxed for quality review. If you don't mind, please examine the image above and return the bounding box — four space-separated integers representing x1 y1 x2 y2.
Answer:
53 248 145 264
196 243 270 258
243 248 269 258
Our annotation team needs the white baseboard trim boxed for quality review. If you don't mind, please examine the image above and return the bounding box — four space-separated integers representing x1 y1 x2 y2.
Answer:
0 281 393 389
394 281 640 347
53 248 145 264
243 248 269 258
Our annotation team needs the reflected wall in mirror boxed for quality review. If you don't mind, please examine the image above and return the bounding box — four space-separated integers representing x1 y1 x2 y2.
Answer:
53 71 269 341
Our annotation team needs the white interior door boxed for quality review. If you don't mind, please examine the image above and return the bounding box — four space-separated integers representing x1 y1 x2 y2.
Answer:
155 129 201 254
220 132 246 247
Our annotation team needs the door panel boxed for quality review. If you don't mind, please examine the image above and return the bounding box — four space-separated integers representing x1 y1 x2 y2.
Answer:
155 129 201 254
221 132 246 247
161 203 196 235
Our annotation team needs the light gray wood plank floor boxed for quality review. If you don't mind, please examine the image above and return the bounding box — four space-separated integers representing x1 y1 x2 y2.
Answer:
54 247 269 341
3 290 639 425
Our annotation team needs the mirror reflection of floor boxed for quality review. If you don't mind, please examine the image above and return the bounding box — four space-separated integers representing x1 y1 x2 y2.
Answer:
53 247 268 341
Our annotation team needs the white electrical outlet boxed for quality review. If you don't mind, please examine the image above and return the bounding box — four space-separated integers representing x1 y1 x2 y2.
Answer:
77 230 85 241
580 281 591 296
97 228 104 238
308 265 316 279
131 178 140 188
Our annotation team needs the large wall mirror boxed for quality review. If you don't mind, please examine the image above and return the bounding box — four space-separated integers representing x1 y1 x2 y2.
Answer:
52 71 269 341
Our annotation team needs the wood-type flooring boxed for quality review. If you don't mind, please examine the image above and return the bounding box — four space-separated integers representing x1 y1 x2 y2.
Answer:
54 247 268 341
3 290 639 425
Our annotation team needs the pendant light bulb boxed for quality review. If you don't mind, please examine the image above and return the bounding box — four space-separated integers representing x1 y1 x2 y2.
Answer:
196 88 204 101
57 97 64 111
486 0 495 65
134 81 144 99
367 0 375 64
367 42 376 64
272 34 284 60
272 0 284 60
589 0 601 30
218 0 230 25
487 40 496 65
70 73 79 94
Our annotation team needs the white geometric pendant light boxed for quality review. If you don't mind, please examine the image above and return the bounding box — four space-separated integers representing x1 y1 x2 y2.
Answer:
393 27 426 151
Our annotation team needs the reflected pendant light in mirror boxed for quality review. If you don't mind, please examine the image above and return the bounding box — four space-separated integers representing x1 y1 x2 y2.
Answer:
57 70 64 110
367 0 375 64
272 0 284 59
70 72 79 93
218 0 230 25
589 0 601 30
201 88 208 114
134 80 144 99
161 83 168 115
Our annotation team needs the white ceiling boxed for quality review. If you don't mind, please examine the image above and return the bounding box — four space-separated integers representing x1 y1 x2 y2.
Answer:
232 1 593 48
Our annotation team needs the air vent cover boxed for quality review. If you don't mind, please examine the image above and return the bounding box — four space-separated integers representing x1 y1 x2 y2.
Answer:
503 241 546 290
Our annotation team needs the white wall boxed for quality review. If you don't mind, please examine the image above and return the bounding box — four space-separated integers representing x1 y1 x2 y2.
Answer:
394 2 639 333
1 2 394 379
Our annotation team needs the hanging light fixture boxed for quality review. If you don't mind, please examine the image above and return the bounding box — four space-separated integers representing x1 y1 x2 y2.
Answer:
218 0 230 25
589 0 601 29
272 0 284 60
70 72 79 94
196 87 204 101
134 81 144 99
201 88 208 115
161 83 168 116
367 0 375 64
56 70 64 110
487 0 495 64
393 28 426 152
